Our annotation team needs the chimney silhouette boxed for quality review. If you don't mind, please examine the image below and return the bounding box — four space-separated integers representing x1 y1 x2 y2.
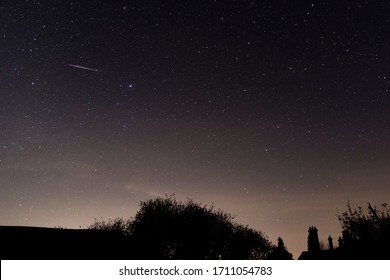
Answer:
328 235 334 250
308 226 320 252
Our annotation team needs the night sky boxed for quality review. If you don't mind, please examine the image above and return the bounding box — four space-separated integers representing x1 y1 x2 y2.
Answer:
1 1 390 258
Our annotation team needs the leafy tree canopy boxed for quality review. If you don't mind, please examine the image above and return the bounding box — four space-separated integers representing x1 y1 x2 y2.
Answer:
337 201 390 258
90 195 286 259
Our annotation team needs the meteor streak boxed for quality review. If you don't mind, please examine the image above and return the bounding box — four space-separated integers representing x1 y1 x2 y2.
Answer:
68 64 99 72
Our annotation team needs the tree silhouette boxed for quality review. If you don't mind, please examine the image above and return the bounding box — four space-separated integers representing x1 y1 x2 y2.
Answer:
90 195 278 259
129 195 273 259
337 202 390 259
228 224 273 259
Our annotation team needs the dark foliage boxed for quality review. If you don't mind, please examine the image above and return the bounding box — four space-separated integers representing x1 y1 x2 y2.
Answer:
89 217 132 235
337 202 390 259
128 195 273 259
89 195 281 259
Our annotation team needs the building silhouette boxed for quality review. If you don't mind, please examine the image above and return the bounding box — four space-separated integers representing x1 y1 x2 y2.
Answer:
298 225 390 260
298 226 338 260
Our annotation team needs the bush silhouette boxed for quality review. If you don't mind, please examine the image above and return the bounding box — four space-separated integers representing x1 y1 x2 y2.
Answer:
90 195 278 259
89 217 132 235
337 202 390 259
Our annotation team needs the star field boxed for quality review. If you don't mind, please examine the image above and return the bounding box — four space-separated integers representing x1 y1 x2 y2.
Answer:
1 1 390 258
